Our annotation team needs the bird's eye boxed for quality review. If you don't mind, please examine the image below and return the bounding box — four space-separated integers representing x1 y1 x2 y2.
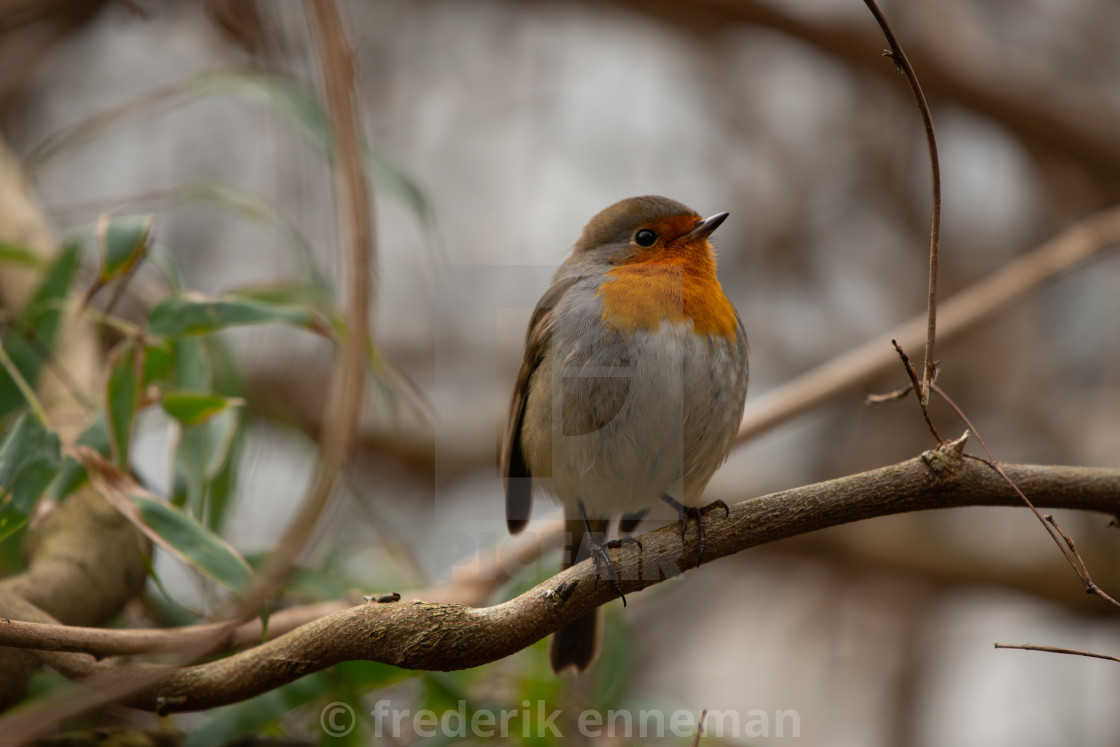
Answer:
634 229 657 247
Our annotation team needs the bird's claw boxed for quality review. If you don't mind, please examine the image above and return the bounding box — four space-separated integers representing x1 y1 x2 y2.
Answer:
663 496 729 568
587 533 628 606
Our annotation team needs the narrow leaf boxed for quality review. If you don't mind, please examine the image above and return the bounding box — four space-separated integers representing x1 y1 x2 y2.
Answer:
127 491 254 593
49 415 111 501
105 340 140 469
172 337 209 391
142 341 175 387
0 415 61 542
148 295 318 338
92 470 254 594
98 214 152 281
0 243 80 419
161 389 242 426
0 241 47 269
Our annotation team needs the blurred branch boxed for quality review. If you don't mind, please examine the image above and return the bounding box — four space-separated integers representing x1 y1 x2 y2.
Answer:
608 0 1120 183
0 0 109 125
245 0 374 610
3 441 1120 720
735 203 1120 444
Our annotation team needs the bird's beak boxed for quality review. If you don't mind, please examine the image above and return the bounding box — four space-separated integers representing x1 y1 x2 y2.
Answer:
682 212 729 241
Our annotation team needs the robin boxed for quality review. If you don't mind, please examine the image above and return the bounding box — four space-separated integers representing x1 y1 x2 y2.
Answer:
501 195 748 673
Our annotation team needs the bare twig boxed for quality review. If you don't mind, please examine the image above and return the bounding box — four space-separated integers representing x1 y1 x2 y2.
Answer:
890 340 940 442
691 709 708 747
239 0 375 614
994 643 1120 665
865 386 911 405
861 0 940 404
734 204 1120 446
931 383 1120 609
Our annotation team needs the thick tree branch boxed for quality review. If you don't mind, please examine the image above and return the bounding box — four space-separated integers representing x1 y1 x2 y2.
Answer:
2 439 1117 719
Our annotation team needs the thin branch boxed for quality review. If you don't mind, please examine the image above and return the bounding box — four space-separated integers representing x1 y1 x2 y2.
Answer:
691 709 708 747
861 0 941 406
734 203 1120 446
994 643 1120 665
2 448 1120 725
241 0 375 612
932 383 1120 609
890 339 940 442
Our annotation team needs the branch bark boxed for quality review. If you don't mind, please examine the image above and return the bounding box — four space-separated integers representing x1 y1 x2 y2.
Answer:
2 438 1117 719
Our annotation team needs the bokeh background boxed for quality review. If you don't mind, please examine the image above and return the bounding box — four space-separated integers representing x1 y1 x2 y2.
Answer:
4 0 1120 744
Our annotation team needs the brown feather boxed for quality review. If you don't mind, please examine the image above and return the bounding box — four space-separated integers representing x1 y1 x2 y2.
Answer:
501 275 582 533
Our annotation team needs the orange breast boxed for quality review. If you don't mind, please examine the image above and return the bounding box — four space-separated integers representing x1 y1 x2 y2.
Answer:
597 242 739 340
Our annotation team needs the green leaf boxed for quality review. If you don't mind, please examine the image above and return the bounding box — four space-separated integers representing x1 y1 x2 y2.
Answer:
148 295 318 338
49 415 111 501
0 243 80 419
105 340 140 469
0 241 48 269
230 280 332 312
171 337 210 391
171 406 241 517
0 415 61 542
171 422 207 511
196 337 245 532
142 341 175 387
161 389 242 426
127 491 254 593
98 214 152 281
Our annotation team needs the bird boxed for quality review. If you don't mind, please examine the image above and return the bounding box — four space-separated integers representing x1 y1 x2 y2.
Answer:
501 195 748 673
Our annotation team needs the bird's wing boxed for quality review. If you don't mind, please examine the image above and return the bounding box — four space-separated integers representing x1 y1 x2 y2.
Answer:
501 274 582 534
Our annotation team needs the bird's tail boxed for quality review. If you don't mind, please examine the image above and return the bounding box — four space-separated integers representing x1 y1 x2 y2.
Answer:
549 513 608 673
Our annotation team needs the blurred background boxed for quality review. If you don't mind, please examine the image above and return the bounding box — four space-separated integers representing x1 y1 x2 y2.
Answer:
4 0 1120 744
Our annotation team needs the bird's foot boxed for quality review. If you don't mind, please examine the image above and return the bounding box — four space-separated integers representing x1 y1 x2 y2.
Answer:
585 532 628 606
662 495 729 568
